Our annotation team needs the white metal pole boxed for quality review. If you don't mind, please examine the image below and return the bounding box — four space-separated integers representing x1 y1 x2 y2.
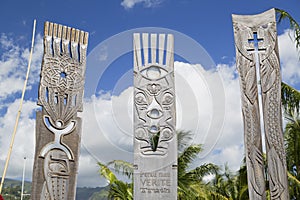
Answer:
20 157 26 200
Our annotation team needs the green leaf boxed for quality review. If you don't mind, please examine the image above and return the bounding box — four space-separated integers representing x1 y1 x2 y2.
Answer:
276 8 300 50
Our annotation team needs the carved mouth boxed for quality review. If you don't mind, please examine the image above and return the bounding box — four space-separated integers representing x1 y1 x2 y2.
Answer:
149 131 160 151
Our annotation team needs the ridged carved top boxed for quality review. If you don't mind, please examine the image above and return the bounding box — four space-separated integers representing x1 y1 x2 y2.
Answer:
38 21 89 129
232 8 277 62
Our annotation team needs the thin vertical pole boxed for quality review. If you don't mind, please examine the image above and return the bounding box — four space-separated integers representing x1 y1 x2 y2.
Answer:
20 157 26 200
0 19 36 195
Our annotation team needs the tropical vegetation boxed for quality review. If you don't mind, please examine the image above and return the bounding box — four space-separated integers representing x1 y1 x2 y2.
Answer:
97 8 300 200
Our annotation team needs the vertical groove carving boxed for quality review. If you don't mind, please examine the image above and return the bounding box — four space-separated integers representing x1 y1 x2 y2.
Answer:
233 9 289 200
32 21 88 200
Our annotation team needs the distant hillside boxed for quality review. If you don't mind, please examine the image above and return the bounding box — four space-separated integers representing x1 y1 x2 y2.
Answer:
76 186 106 200
0 178 106 200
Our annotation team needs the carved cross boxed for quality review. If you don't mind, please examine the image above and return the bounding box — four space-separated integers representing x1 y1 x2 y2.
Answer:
233 8 290 200
247 32 266 53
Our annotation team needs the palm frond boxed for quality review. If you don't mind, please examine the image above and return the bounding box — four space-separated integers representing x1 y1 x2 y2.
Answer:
188 163 219 181
177 130 194 153
288 171 300 187
276 8 300 50
238 185 249 200
178 144 202 174
107 160 133 179
109 180 133 200
281 82 300 118
98 162 117 184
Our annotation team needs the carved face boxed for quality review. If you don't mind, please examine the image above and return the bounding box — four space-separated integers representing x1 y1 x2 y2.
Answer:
135 65 175 155
42 150 70 200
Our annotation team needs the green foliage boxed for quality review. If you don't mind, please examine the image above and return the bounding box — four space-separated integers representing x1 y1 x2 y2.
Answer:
98 162 133 200
284 117 300 198
276 8 300 199
107 180 133 200
281 82 300 117
107 160 133 179
276 8 300 51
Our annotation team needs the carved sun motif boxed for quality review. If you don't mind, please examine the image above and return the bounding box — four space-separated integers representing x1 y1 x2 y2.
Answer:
42 54 84 94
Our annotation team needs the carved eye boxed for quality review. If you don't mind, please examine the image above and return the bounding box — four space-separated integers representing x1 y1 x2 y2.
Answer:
135 127 147 140
147 108 163 119
161 128 173 140
261 24 268 29
49 162 66 172
140 65 168 80
135 92 147 105
162 92 174 105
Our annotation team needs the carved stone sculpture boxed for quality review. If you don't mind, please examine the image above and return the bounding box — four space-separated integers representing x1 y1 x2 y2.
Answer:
233 9 289 200
133 33 177 199
31 21 88 200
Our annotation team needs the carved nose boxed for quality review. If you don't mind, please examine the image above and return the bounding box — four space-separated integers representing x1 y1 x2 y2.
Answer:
147 97 163 119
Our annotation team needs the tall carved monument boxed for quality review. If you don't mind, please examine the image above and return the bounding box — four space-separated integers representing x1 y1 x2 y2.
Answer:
133 33 177 199
232 9 289 199
31 21 88 199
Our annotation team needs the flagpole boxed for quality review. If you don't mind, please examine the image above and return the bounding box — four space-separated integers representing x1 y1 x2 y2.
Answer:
0 19 36 195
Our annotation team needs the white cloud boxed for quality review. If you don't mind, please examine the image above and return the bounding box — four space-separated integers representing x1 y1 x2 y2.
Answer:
0 33 43 101
0 98 37 181
77 61 243 186
121 0 163 9
77 29 300 186
1 29 299 188
278 29 300 88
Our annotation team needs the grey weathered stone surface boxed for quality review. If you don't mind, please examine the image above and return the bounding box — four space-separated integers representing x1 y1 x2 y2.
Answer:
133 33 177 199
31 21 88 200
233 8 289 200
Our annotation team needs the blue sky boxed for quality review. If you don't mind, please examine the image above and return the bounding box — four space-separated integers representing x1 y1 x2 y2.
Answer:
1 1 299 62
2 0 300 91
0 0 300 187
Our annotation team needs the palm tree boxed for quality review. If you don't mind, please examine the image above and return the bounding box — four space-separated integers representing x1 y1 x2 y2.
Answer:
276 8 300 50
279 79 300 199
208 164 242 200
177 144 219 199
98 131 221 199
98 162 133 199
177 131 218 199
275 9 300 199
281 83 300 199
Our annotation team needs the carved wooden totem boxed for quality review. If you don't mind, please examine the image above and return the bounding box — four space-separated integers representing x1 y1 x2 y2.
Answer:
133 33 177 199
233 9 289 200
31 22 88 200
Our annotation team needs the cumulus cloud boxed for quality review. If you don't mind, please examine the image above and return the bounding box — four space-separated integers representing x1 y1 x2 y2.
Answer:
279 29 300 88
121 0 163 9
0 33 43 102
77 61 242 186
77 29 300 186
0 32 42 182
0 98 37 180
1 29 299 188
